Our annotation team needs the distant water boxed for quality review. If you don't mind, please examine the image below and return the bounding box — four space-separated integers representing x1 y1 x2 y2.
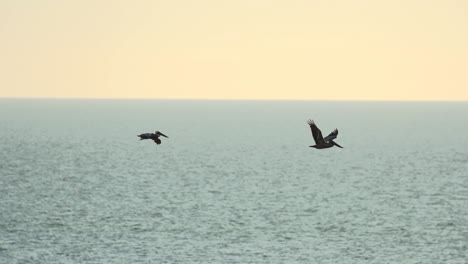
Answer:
1 99 467 263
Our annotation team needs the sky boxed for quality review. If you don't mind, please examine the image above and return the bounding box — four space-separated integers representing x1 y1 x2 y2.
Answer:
0 0 467 100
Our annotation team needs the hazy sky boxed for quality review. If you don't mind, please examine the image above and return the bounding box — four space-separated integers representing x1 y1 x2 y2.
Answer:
1 0 467 100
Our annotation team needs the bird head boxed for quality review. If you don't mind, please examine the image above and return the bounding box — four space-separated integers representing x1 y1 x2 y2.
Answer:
155 131 169 138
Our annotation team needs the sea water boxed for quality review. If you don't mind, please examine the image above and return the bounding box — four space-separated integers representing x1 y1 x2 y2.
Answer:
0 99 467 263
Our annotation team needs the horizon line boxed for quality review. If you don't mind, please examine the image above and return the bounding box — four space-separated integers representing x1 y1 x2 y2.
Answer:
1 97 467 103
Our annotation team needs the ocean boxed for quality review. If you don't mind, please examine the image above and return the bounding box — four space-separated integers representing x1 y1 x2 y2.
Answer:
1 99 467 263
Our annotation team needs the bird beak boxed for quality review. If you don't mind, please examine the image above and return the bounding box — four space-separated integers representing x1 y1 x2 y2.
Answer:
159 133 169 138
333 142 343 148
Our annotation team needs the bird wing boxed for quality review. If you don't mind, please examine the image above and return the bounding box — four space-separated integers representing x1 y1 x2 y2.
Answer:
323 129 338 142
307 119 324 144
152 138 162 145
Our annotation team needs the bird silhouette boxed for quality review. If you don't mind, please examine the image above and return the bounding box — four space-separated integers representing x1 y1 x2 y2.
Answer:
137 131 169 145
307 119 343 149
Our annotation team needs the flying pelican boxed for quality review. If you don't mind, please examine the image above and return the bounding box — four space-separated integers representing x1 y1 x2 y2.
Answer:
307 119 343 149
137 131 169 145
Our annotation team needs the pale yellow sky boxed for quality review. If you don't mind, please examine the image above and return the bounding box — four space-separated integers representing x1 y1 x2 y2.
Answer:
1 0 467 100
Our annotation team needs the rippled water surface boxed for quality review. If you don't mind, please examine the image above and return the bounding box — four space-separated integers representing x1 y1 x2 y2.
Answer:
1 99 467 263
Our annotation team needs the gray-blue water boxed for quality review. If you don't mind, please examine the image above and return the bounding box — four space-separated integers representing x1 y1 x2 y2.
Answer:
1 99 467 263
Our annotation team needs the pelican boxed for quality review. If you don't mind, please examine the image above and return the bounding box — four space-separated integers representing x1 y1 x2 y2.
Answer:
307 119 343 149
137 131 169 145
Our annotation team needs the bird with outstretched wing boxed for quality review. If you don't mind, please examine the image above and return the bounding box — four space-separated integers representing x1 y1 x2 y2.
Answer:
307 119 343 149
